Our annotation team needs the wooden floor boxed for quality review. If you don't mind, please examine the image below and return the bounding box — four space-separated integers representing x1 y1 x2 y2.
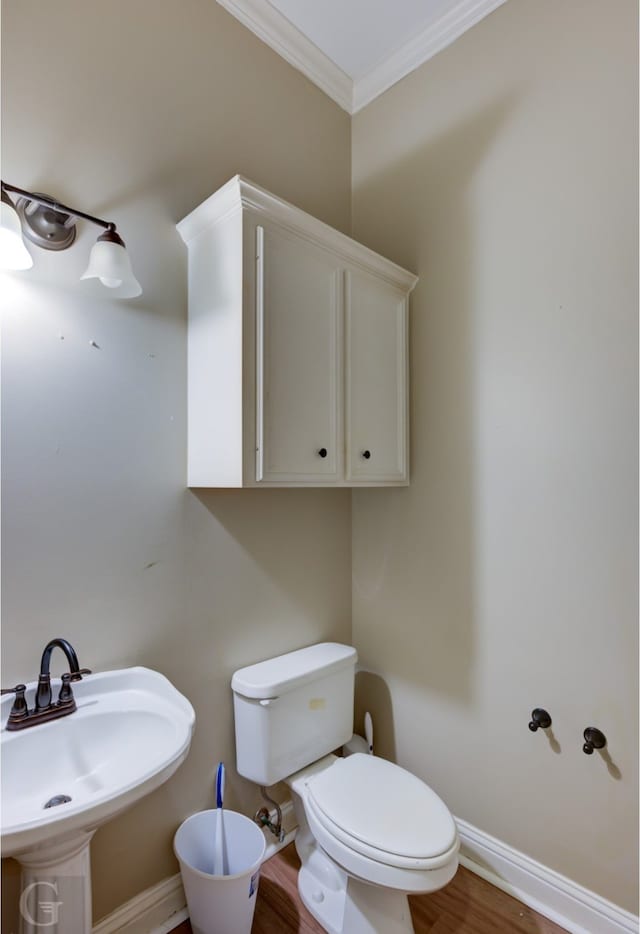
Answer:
172 843 568 933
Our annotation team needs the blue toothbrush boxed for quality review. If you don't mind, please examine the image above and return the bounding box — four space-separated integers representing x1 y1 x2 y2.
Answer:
213 762 227 875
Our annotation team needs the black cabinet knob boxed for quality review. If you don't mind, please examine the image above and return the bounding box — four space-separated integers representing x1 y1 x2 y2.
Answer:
529 708 552 731
317 448 327 458
583 727 607 754
361 450 371 459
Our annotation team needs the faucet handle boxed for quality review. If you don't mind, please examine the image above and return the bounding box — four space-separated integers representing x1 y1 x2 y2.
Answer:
58 673 74 705
3 684 28 724
68 668 92 682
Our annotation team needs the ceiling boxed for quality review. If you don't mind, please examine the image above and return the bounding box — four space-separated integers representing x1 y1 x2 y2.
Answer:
216 0 508 113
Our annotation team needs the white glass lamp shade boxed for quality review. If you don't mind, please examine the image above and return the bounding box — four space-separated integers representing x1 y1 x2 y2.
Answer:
81 235 142 298
0 199 33 270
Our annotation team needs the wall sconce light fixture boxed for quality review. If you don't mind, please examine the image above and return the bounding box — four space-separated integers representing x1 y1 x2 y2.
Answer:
0 181 142 298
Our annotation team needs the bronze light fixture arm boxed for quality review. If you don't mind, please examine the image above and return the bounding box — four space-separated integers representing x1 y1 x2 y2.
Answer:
1 180 116 234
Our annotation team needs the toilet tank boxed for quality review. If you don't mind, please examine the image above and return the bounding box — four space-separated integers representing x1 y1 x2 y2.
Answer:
231 642 357 785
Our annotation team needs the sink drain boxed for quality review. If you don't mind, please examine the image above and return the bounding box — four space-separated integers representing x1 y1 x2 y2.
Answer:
44 794 72 809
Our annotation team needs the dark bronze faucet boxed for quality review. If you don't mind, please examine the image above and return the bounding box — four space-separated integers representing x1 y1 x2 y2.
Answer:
2 638 91 731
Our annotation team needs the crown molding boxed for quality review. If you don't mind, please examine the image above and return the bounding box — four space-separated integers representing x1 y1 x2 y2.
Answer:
352 0 510 112
216 0 508 115
215 0 353 112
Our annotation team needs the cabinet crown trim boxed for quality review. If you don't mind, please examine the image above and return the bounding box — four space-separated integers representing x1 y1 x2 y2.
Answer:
177 175 418 293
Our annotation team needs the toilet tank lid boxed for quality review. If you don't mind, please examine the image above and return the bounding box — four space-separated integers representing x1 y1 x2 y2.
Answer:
231 643 357 699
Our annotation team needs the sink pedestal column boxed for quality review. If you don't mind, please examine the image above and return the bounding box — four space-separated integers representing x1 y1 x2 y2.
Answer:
15 830 95 934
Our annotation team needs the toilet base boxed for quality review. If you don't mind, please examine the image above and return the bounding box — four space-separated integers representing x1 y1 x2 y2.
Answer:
295 828 415 934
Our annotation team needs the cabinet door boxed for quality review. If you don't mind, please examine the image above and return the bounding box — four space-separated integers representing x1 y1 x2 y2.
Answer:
345 269 408 483
256 225 342 482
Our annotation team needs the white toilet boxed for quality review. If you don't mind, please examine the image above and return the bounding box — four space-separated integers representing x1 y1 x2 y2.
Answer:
231 642 459 934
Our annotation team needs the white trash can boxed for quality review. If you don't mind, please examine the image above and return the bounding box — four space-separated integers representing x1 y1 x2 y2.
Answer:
174 810 266 934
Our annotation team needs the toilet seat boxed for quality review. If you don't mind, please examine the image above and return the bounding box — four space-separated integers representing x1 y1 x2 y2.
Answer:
305 754 458 871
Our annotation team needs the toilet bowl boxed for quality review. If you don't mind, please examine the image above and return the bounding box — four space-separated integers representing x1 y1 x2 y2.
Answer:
231 642 459 934
287 753 459 933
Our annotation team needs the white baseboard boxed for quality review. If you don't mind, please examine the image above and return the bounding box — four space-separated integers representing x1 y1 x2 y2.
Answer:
456 817 639 934
93 808 638 934
92 873 187 934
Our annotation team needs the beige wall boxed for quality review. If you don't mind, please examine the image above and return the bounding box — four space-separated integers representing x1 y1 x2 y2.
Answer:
2 0 638 925
351 0 638 913
0 0 351 927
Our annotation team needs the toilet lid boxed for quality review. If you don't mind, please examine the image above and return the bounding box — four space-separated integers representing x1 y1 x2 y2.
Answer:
307 754 457 862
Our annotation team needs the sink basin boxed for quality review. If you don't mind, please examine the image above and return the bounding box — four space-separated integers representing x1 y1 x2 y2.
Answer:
1 666 195 857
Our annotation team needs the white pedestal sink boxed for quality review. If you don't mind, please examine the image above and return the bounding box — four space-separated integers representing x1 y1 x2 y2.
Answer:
1 667 195 933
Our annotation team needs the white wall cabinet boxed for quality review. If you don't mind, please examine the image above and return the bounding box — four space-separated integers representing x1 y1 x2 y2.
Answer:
178 176 417 487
